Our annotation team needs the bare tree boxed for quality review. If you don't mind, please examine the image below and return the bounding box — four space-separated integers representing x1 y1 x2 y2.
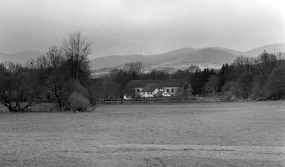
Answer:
203 75 220 96
0 63 43 112
43 46 65 69
257 50 278 75
187 65 201 73
62 31 92 82
37 46 68 111
123 61 144 74
234 56 249 66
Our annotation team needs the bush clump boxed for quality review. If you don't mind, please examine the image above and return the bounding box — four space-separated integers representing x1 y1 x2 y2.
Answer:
68 92 90 112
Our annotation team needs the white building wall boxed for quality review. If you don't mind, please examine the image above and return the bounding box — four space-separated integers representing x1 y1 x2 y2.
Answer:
163 87 178 96
141 92 153 97
136 87 183 97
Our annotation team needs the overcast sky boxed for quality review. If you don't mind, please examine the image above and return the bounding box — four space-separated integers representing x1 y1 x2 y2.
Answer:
0 0 284 58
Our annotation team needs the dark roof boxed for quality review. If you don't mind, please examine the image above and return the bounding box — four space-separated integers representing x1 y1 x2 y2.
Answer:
129 79 187 88
141 83 159 92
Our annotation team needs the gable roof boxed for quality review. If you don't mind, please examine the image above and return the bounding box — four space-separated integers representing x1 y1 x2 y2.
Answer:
141 83 159 92
129 79 187 88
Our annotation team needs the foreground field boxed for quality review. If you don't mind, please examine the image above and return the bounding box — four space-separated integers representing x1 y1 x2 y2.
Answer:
1 101 285 166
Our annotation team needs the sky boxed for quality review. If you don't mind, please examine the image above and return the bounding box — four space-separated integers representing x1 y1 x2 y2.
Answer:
0 0 284 58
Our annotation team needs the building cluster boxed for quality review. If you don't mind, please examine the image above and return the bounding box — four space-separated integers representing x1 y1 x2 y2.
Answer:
125 79 187 99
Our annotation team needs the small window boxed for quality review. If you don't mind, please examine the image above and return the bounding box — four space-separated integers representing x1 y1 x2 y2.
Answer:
167 89 169 92
178 88 181 92
171 89 174 93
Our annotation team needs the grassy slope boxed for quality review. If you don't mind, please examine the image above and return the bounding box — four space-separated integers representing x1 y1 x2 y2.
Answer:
0 101 285 166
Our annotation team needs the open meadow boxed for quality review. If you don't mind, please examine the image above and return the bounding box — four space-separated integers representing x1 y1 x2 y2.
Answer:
1 101 285 166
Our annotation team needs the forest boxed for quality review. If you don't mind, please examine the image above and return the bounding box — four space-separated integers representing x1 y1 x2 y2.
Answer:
0 32 284 112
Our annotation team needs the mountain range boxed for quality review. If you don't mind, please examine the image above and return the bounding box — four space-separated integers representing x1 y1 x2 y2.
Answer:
0 43 284 74
90 42 285 72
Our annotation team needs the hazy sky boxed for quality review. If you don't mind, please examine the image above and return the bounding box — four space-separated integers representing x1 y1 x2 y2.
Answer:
1 0 284 58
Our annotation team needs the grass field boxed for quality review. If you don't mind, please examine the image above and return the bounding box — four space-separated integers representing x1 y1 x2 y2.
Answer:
1 101 285 166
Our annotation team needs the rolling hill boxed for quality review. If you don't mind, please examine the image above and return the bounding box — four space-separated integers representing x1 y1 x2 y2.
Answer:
89 47 198 70
146 47 198 63
90 47 241 71
90 42 285 71
151 48 239 70
245 42 285 57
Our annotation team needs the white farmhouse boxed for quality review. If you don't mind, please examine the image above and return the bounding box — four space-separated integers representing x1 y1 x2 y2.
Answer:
128 79 187 98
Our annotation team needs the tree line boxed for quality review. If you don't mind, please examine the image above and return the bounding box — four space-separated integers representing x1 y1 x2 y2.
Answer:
93 50 285 100
221 51 285 100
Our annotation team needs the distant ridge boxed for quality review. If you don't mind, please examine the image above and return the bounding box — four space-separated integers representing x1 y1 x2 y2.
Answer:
90 47 241 70
147 47 197 63
90 54 147 70
245 42 285 57
0 51 44 64
90 42 285 71
151 48 238 70
211 47 244 56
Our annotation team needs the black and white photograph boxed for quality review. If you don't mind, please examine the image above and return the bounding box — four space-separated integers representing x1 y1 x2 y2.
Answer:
0 0 285 166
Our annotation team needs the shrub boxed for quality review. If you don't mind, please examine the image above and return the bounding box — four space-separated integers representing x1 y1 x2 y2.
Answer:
68 92 90 112
221 93 233 101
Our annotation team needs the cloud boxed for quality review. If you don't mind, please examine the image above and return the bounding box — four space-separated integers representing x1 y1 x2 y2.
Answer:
0 0 284 57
